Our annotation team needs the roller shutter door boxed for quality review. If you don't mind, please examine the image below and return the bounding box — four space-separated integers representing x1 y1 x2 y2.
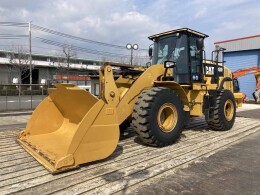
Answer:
223 50 260 99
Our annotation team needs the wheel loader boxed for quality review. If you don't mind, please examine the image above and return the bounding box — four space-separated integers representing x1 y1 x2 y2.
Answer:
18 28 243 173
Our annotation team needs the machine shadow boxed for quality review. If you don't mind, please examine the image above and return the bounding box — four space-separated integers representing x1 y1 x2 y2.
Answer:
78 119 211 172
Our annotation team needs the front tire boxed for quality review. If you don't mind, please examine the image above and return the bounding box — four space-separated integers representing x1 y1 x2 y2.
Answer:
207 90 236 131
132 87 185 147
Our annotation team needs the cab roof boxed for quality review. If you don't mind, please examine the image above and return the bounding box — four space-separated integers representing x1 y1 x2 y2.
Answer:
148 28 209 40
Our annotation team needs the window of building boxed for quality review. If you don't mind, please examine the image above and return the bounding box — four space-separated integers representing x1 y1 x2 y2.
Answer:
77 80 85 85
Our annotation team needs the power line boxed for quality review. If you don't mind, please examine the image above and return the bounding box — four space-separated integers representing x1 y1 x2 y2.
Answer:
34 36 129 57
32 24 126 49
32 45 61 51
0 22 149 60
33 36 148 59
0 22 148 51
31 24 147 51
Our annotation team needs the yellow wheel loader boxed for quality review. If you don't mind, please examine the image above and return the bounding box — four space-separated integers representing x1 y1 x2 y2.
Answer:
18 28 243 173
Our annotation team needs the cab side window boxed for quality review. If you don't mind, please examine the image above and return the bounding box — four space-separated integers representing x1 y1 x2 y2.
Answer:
190 36 202 81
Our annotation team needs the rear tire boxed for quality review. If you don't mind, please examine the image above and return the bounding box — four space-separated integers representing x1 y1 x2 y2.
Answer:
207 90 236 131
132 87 184 147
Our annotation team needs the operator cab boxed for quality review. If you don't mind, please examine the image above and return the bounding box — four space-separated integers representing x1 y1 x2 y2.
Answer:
148 28 208 84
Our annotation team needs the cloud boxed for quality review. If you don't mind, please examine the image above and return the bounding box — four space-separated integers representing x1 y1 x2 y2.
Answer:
194 7 207 18
0 0 259 61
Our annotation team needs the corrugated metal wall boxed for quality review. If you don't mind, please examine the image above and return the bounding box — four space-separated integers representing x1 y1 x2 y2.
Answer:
215 36 260 52
224 50 260 99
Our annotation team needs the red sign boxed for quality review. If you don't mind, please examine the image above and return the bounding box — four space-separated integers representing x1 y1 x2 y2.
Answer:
56 74 91 81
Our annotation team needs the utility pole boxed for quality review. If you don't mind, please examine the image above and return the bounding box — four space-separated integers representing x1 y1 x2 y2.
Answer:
29 21 32 89
130 48 133 66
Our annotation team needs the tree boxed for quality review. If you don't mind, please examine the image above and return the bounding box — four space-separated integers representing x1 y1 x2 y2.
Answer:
53 44 77 83
5 45 32 84
62 44 77 83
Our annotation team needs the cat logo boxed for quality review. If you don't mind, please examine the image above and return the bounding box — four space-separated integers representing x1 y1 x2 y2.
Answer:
205 66 214 75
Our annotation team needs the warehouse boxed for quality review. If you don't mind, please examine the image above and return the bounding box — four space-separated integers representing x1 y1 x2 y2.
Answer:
214 35 260 99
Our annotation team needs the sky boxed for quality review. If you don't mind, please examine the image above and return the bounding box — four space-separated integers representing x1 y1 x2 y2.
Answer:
0 0 260 62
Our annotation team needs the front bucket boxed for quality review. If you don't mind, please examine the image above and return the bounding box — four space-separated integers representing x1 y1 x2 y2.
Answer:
18 84 120 173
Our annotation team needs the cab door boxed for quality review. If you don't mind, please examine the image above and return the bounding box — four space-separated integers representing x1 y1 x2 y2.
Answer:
173 34 190 84
189 36 203 83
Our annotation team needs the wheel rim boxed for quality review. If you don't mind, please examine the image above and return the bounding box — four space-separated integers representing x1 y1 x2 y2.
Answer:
224 99 234 121
157 103 178 133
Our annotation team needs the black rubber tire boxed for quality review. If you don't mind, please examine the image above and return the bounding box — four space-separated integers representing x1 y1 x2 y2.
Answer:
207 90 236 131
132 87 184 147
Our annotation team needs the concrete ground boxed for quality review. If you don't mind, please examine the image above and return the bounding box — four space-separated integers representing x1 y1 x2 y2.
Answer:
122 129 260 195
237 108 260 120
0 103 259 194
121 104 260 195
0 115 30 131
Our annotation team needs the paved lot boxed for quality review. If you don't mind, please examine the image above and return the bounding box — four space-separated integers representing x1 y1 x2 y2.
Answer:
0 115 30 126
236 103 260 112
122 129 260 195
0 104 259 194
237 108 260 119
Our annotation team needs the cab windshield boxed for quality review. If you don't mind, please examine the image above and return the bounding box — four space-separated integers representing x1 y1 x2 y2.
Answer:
153 35 178 64
152 34 189 74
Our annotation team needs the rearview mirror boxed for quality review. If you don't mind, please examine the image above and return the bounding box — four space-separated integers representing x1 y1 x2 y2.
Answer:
164 60 176 69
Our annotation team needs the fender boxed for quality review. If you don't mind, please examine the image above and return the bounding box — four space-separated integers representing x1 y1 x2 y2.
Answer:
219 77 232 91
